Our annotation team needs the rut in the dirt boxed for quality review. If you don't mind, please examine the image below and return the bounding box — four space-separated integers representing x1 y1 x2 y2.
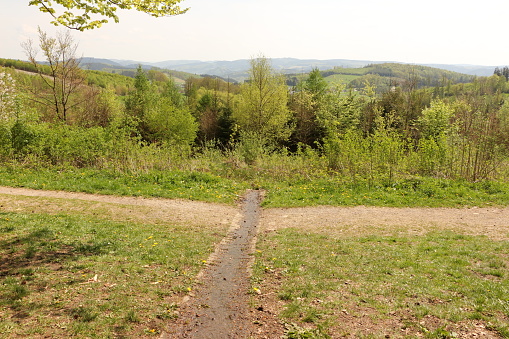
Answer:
163 190 262 338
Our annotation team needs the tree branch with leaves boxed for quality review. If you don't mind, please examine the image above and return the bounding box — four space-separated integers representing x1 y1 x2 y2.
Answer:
29 0 188 30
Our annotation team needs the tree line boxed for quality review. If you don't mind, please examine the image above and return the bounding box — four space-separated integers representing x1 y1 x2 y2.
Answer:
1 30 509 183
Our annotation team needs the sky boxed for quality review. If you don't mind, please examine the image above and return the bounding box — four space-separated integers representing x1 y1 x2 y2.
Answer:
1 0 508 66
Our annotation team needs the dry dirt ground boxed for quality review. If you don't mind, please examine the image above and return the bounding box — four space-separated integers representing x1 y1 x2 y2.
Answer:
261 205 509 241
1 186 509 338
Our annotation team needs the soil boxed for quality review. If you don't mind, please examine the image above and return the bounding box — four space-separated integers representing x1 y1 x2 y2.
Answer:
0 186 238 231
260 205 509 241
161 190 261 338
2 186 509 338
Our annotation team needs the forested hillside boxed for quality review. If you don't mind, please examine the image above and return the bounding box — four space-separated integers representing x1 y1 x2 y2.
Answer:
287 63 476 93
78 57 477 90
2 39 509 188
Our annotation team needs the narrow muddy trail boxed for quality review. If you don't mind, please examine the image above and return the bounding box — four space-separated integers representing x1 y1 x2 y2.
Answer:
162 190 262 338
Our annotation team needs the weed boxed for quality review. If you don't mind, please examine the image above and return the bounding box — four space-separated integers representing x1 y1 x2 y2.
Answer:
70 306 98 322
302 308 321 323
284 322 330 339
0 167 247 205
124 310 140 323
23 245 36 258
74 240 113 255
10 284 29 301
279 291 293 301
17 268 34 277
1 225 15 232
3 160 509 209
425 326 455 338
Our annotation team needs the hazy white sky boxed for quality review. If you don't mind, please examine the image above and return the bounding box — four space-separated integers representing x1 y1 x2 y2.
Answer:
1 0 508 66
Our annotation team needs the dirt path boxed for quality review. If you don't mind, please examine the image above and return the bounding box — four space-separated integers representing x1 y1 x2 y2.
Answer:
261 205 509 240
161 190 261 338
0 186 237 229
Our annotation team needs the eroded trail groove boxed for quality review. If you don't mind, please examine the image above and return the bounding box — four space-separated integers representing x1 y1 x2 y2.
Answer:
164 190 262 338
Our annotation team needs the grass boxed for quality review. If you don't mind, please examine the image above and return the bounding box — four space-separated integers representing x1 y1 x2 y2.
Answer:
252 228 509 338
0 166 248 205
260 177 509 208
324 74 361 84
2 163 509 209
0 210 224 338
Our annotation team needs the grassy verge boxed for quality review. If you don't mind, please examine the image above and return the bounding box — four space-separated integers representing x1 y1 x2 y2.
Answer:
252 228 509 338
260 177 509 208
2 165 509 209
0 210 223 338
0 166 248 205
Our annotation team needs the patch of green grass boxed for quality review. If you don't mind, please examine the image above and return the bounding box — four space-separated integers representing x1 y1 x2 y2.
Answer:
0 211 224 337
0 166 247 205
253 229 509 337
69 306 99 322
324 74 360 84
261 177 509 208
284 322 330 339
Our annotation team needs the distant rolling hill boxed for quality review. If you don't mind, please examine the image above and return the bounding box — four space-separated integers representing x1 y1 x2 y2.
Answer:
75 57 498 92
2 56 498 95
313 63 477 94
79 57 198 83
79 57 501 82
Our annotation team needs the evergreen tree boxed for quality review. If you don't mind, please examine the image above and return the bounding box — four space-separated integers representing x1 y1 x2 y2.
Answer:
503 66 509 81
304 68 328 100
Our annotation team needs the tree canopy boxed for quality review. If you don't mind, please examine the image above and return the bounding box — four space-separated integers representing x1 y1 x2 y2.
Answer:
234 56 292 143
29 0 188 30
